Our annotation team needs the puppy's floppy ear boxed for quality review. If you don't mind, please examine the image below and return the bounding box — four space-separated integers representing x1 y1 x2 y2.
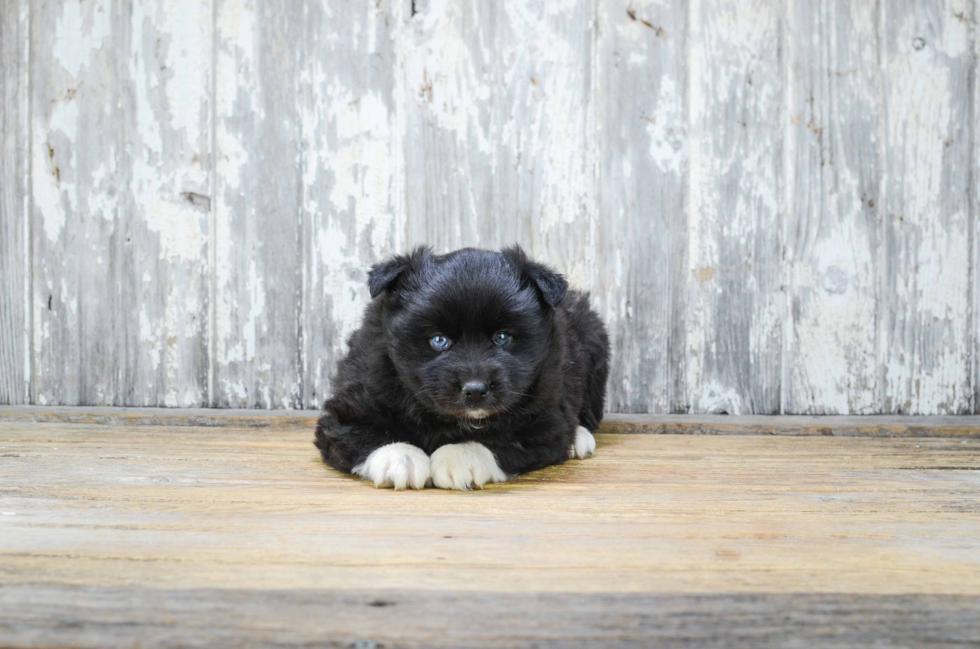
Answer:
368 255 410 298
367 246 431 298
502 245 568 308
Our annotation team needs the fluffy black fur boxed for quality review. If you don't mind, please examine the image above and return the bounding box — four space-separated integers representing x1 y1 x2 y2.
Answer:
314 245 610 479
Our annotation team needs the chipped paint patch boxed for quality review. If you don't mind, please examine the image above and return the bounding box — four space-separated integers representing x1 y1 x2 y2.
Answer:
53 2 109 79
644 76 685 174
696 382 744 415
142 199 207 262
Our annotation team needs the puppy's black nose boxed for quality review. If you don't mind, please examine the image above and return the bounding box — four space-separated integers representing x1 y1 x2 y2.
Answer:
462 381 488 405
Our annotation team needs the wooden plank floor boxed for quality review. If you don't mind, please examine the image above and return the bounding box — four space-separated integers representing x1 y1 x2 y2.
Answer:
3 405 980 437
1 415 979 647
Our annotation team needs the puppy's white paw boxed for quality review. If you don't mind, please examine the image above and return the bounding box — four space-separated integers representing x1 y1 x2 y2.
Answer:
352 443 430 490
430 442 508 491
568 426 596 459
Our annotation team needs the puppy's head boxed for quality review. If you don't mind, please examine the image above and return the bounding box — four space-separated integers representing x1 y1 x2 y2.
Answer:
368 245 567 422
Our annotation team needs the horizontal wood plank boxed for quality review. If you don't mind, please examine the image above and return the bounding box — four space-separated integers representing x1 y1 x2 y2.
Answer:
1 406 978 437
1 587 978 648
1 421 978 595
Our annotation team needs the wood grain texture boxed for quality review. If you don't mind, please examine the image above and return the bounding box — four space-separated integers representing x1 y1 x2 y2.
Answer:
3 417 980 645
2 587 979 648
29 0 119 405
975 0 980 417
29 0 211 407
880 0 974 414
784 0 882 414
0 0 30 404
6 0 980 414
301 0 406 409
2 406 979 437
212 0 306 408
403 0 596 262
119 0 213 407
596 0 688 413
686 0 784 415
4 414 980 645
2 421 979 596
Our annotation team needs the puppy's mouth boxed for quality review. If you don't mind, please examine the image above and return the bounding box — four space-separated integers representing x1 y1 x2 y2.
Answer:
437 406 497 426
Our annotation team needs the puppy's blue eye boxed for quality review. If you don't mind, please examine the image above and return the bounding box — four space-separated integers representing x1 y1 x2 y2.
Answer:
492 331 512 347
430 334 451 351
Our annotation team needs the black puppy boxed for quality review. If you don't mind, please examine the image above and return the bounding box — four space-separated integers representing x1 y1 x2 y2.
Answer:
314 246 609 490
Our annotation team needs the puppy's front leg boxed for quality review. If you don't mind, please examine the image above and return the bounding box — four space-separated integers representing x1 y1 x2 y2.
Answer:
353 443 430 490
429 442 509 491
315 411 429 490
568 426 596 459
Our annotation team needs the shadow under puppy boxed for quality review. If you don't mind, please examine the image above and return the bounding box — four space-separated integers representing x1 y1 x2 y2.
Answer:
314 246 610 490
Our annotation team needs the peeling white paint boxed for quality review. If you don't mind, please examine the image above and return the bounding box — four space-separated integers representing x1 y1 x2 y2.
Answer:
33 99 79 244
697 382 744 415
686 0 783 413
644 76 685 174
141 306 162 372
142 199 206 262
243 258 266 363
879 5 972 414
406 0 493 157
53 2 109 79
11 0 978 414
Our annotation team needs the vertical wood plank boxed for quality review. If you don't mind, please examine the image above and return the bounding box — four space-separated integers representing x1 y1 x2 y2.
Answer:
213 0 304 408
784 0 882 414
31 0 211 407
0 0 30 404
30 0 125 405
402 0 595 270
300 0 407 408
686 0 784 414
880 0 973 413
403 1 503 250
594 0 688 412
121 0 212 406
974 0 980 414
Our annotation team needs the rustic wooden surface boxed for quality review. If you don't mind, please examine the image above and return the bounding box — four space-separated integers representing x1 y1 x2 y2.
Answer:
2 406 980 437
213 0 303 409
1 0 978 415
881 0 973 416
0 0 29 406
27 0 213 408
3 588 979 649
784 0 880 415
687 0 784 417
300 0 406 411
1 417 979 646
595 0 687 414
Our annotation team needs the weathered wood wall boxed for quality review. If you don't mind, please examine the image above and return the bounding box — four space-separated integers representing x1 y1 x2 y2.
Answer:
1 0 977 414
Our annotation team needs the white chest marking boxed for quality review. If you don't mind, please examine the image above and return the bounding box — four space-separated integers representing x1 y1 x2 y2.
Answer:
430 442 508 491
352 442 430 490
568 426 596 459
